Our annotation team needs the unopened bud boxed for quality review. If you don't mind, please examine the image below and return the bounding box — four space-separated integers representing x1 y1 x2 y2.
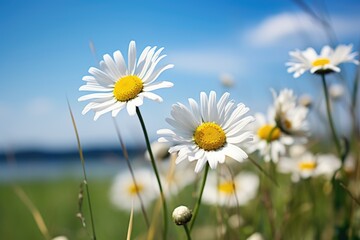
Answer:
172 205 192 225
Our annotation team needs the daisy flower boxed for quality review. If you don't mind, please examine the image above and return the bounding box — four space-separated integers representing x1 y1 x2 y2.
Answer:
287 44 359 78
247 111 293 162
278 146 341 182
272 88 309 137
109 168 159 212
79 40 174 120
157 91 254 173
202 171 259 207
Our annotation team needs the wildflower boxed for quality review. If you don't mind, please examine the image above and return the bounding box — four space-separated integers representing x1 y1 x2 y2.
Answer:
329 83 345 100
109 168 159 211
247 233 264 240
298 94 312 108
219 73 235 88
247 112 293 162
79 40 174 120
278 146 341 182
172 206 192 225
286 44 358 78
272 89 309 137
202 171 259 207
157 91 254 173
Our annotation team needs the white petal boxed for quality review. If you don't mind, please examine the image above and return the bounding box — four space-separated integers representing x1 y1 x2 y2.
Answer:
138 47 156 79
113 50 127 76
78 92 113 101
103 54 121 79
89 67 115 85
143 64 174 84
194 157 207 173
143 81 173 91
94 101 123 121
111 102 126 117
131 96 144 107
126 100 136 116
223 144 248 162
140 92 163 102
200 92 209 122
79 84 112 92
206 151 219 169
208 91 219 122
128 41 137 75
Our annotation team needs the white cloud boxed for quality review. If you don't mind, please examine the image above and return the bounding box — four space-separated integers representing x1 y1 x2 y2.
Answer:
169 49 246 75
245 12 360 47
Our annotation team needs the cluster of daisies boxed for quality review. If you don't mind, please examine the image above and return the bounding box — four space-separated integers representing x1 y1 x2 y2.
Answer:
78 41 358 214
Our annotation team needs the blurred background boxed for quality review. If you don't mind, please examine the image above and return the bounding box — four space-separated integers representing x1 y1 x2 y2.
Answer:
0 0 359 239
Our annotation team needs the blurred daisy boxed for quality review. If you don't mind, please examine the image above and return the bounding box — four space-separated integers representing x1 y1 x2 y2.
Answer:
157 91 254 173
144 141 171 162
247 111 293 162
272 89 309 137
219 73 235 88
329 83 345 100
79 40 174 120
109 168 159 212
278 146 341 182
287 44 359 78
202 171 259 207
162 161 196 196
298 94 312 108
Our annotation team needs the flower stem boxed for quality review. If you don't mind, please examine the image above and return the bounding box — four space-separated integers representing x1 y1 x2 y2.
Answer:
136 107 168 239
190 163 210 231
183 224 192 240
321 73 341 155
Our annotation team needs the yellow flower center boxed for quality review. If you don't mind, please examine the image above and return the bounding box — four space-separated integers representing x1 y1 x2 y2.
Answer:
127 183 144 196
113 75 143 102
218 181 236 195
298 161 317 170
312 58 330 67
194 122 226 151
257 125 281 141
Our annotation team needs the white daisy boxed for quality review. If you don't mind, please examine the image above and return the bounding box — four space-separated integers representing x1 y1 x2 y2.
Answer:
79 40 174 120
247 111 293 162
278 146 341 182
109 168 159 212
272 88 309 137
329 83 345 100
202 171 259 207
157 91 254 173
287 44 359 78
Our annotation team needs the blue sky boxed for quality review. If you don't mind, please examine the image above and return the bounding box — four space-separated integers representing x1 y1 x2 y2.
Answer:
1 0 359 151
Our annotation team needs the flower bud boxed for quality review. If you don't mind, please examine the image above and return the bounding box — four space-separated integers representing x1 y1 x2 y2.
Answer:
172 205 192 225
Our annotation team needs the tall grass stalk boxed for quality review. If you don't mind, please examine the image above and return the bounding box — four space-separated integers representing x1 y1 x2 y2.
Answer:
136 107 168 239
13 186 51 240
113 119 150 228
68 101 97 240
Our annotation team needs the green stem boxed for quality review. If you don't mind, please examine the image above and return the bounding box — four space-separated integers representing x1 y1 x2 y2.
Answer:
190 163 210 231
321 73 341 156
136 107 168 239
183 224 192 240
68 101 97 240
